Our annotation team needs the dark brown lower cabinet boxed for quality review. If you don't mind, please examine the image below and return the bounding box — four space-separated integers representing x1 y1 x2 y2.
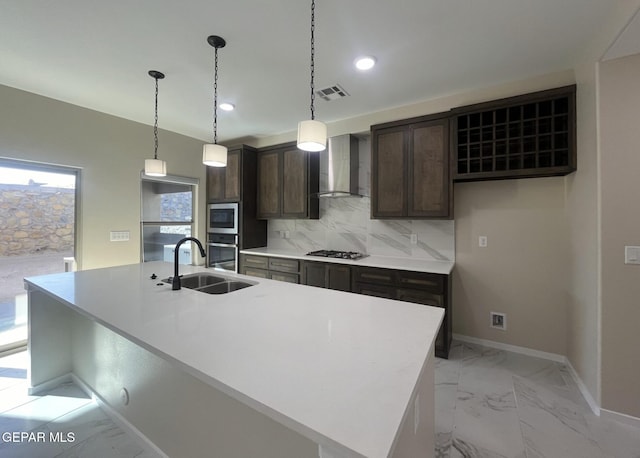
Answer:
240 254 300 283
302 261 351 292
352 266 452 359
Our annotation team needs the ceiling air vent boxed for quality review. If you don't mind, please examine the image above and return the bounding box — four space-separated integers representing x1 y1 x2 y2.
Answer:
316 84 350 101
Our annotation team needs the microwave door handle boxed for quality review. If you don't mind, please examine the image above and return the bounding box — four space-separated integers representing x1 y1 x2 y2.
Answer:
209 243 237 248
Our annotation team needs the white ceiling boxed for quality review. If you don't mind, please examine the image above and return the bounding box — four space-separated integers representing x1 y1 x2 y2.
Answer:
0 0 634 143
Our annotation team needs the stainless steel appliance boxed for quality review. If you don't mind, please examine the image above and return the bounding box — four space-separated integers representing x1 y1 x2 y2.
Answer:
208 233 238 272
306 250 368 260
207 203 238 234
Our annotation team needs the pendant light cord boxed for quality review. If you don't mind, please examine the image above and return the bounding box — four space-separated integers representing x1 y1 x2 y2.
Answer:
153 76 159 159
310 0 316 121
213 46 219 145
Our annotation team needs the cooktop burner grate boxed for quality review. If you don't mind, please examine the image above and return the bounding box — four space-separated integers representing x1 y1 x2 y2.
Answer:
306 250 368 260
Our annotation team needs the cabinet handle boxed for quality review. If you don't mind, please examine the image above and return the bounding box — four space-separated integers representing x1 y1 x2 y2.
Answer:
360 273 392 282
400 278 437 287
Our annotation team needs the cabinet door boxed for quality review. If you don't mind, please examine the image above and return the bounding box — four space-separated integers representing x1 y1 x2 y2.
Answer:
282 148 308 218
257 150 281 218
408 119 450 217
207 164 225 202
224 150 241 201
207 149 241 202
327 264 351 292
303 261 327 288
371 127 407 218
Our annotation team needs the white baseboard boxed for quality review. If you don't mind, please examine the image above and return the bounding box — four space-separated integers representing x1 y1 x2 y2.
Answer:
601 408 640 429
452 333 565 363
452 334 601 416
69 373 169 458
29 373 72 395
563 358 600 416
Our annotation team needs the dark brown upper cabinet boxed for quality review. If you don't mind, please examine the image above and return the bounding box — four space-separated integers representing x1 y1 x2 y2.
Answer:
207 145 256 203
256 142 319 219
452 85 576 182
371 113 451 219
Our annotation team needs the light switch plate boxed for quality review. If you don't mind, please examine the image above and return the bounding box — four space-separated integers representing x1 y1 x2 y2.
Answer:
110 231 130 242
479 236 488 248
625 246 640 265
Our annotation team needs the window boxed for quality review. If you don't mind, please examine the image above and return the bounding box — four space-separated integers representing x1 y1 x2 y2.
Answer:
0 158 79 354
141 174 198 265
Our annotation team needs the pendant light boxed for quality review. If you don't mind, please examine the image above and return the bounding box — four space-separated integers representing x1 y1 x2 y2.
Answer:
203 35 228 167
145 70 167 176
297 0 327 152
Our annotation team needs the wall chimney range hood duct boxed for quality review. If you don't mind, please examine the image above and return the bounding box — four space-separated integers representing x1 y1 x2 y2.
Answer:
316 134 363 198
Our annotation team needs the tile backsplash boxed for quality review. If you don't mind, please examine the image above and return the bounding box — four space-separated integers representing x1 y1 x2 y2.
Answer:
267 197 455 262
266 135 455 262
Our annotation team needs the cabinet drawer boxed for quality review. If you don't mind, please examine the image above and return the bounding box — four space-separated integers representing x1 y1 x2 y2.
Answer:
243 267 269 279
268 257 300 273
397 271 444 293
243 255 269 270
353 282 395 299
396 288 443 307
352 267 396 286
269 272 299 283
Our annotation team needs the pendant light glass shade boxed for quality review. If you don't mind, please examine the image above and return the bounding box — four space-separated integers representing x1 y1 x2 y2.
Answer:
204 35 228 167
297 120 327 152
144 158 167 176
203 143 228 167
145 70 167 177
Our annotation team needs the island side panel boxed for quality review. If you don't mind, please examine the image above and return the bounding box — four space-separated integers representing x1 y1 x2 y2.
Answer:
70 312 319 458
28 290 74 390
390 351 435 458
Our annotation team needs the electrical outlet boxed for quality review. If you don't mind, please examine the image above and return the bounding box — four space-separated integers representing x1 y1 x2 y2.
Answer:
410 234 418 245
479 236 488 247
120 388 130 406
490 312 506 330
625 246 640 265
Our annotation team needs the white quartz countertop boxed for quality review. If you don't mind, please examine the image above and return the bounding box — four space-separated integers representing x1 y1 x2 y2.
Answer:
25 261 443 458
240 247 455 275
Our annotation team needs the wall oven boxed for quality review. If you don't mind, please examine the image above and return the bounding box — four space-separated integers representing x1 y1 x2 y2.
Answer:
208 203 238 234
208 233 238 272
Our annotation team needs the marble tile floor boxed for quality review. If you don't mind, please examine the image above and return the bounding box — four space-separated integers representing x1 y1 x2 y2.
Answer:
437 341 640 458
1 343 640 457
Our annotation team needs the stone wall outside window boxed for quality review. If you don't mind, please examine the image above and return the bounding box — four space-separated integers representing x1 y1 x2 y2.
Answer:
0 184 74 257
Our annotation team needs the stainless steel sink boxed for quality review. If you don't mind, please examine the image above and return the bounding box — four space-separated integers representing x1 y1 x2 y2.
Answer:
198 281 253 295
163 273 254 295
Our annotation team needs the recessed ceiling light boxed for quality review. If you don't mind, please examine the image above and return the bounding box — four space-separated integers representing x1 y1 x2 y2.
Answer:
354 56 376 71
219 102 235 111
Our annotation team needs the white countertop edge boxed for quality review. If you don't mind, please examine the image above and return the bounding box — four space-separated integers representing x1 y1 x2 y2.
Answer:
240 247 454 275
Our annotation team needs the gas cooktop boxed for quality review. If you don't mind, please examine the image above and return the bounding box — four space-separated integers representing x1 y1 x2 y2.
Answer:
306 250 368 260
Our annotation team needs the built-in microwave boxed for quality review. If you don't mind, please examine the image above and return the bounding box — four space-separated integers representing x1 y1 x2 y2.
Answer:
208 203 238 234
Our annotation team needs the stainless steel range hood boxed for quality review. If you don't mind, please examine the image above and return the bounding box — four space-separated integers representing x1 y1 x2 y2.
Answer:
317 134 364 197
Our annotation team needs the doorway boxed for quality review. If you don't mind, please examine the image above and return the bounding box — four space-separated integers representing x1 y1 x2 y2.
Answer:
0 159 78 354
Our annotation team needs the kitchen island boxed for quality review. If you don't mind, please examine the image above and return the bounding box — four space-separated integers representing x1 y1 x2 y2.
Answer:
25 261 443 458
